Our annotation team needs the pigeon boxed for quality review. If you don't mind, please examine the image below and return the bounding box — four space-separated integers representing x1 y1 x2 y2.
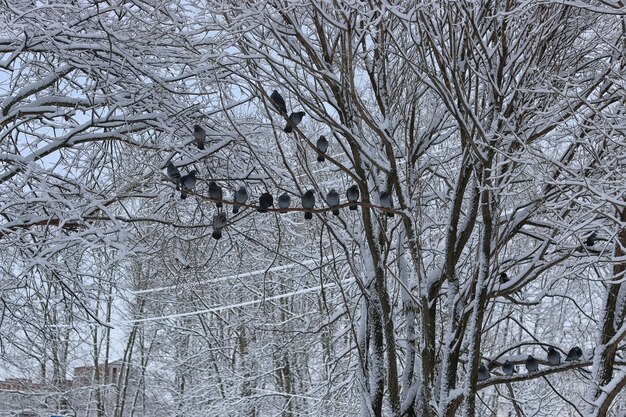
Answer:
525 355 538 373
547 347 561 366
500 272 509 283
180 170 197 199
585 232 597 247
302 190 315 220
502 360 515 375
347 185 359 210
208 182 223 208
193 124 206 150
380 191 394 217
316 135 329 162
166 162 182 189
565 346 583 361
270 90 287 114
233 186 248 214
326 189 340 215
258 192 273 213
278 192 291 213
211 212 227 240
477 363 490 381
284 111 305 133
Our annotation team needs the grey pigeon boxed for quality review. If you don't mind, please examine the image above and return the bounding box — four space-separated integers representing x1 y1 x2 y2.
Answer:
316 136 329 162
258 192 273 213
565 346 583 361
525 355 538 373
547 347 561 366
180 170 197 199
477 363 490 381
302 190 315 220
166 161 182 190
380 191 394 217
500 272 509 283
233 186 248 214
212 212 227 240
284 111 305 133
270 90 287 114
347 185 359 210
278 192 291 213
208 182 223 208
585 232 597 247
502 360 514 375
326 189 340 215
193 124 206 150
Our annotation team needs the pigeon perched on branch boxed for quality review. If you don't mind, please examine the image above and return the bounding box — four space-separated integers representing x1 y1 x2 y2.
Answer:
212 212 227 240
525 355 538 373
326 190 340 215
208 182 223 208
347 185 359 210
284 112 305 133
302 190 315 220
502 360 514 375
270 90 287 115
380 191 394 217
278 192 291 213
547 347 561 366
565 346 583 361
233 186 248 214
477 363 490 381
258 192 273 213
193 124 206 150
316 136 329 162
180 170 197 199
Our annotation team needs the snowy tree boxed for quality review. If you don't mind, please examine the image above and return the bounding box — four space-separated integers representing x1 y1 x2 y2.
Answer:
1 1 625 417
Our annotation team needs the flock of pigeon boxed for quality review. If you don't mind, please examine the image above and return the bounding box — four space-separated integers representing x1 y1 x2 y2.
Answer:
478 346 585 381
165 90 396 239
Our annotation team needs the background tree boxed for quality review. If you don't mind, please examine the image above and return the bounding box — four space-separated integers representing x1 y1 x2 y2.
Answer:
1 1 625 417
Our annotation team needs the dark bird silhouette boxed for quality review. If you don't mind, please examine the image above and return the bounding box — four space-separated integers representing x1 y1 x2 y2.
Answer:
302 190 315 220
565 346 583 361
547 347 561 366
166 162 182 190
258 192 273 213
278 192 291 213
585 232 597 247
270 90 287 114
193 124 206 150
212 212 227 240
380 191 394 217
180 170 197 199
233 186 248 214
502 360 515 375
477 363 490 381
347 185 359 210
326 189 340 215
525 355 538 373
208 181 223 208
500 272 509 283
316 135 329 162
284 111 305 133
